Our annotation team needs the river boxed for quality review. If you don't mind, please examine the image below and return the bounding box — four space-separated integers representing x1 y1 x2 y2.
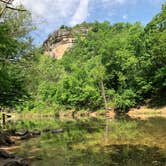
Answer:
1 116 166 166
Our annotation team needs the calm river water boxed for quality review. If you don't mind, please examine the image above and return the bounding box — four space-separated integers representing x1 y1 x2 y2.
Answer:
4 116 166 166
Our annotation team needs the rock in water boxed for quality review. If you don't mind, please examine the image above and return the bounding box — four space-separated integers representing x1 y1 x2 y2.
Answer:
42 128 51 133
20 132 32 140
3 161 22 166
31 130 41 136
15 129 28 136
0 149 14 159
0 132 14 146
3 159 29 166
52 129 64 134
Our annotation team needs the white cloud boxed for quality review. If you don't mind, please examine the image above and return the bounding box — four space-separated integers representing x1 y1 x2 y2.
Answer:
12 0 165 27
12 0 165 44
13 0 81 42
13 0 79 22
70 0 90 26
11 0 131 43
13 0 128 27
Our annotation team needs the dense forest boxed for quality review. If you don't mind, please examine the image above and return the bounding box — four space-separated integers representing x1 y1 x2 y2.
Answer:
0 2 166 113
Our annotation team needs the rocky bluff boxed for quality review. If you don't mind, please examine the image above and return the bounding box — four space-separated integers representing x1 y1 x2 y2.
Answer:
43 25 89 59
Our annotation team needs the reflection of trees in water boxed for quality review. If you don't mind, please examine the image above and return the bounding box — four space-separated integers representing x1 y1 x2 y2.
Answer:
71 144 166 166
3 116 166 166
106 144 166 166
104 118 109 145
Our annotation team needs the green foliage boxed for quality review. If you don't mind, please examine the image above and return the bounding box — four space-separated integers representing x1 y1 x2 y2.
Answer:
1 3 166 113
24 4 166 113
144 3 166 91
114 90 137 112
0 4 34 108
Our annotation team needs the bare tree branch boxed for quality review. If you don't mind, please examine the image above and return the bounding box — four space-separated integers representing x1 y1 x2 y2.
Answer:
0 0 26 17
0 0 11 17
6 6 26 12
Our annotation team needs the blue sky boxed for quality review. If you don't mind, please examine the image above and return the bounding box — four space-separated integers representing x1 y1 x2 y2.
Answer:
14 0 165 44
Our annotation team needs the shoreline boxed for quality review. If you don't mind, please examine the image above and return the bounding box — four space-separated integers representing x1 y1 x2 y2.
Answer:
3 105 165 121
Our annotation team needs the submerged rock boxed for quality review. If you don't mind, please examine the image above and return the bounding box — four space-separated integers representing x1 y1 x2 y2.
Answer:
0 149 14 159
3 159 29 166
4 161 21 166
0 150 28 166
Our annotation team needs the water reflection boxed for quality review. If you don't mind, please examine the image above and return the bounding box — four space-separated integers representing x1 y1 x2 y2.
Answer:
2 116 166 166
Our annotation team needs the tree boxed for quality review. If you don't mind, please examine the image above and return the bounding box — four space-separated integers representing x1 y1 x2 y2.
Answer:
0 0 26 17
0 3 34 108
141 3 166 97
17 4 166 113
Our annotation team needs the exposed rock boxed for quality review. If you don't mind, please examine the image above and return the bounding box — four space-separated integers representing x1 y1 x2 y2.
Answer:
6 129 16 136
42 128 51 133
42 128 64 134
43 26 89 59
15 129 28 137
31 130 41 136
0 132 15 146
20 132 32 140
51 129 64 134
0 149 14 159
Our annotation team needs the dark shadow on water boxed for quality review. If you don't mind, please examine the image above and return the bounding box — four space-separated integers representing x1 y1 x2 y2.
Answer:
106 144 166 166
69 144 166 166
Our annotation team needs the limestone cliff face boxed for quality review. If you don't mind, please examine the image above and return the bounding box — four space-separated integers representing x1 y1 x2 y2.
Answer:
43 27 88 59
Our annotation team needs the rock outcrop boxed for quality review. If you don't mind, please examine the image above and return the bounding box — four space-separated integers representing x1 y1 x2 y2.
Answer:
0 131 15 146
43 26 89 59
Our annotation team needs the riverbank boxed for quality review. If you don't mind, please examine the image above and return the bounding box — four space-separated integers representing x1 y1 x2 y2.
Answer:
11 105 166 120
128 106 166 119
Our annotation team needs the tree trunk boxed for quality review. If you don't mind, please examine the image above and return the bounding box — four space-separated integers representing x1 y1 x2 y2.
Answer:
100 80 107 110
2 113 6 126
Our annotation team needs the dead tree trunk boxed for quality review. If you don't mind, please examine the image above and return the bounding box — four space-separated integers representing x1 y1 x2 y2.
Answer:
100 80 107 110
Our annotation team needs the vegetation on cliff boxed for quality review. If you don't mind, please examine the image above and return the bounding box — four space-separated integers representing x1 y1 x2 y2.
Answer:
0 2 166 113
